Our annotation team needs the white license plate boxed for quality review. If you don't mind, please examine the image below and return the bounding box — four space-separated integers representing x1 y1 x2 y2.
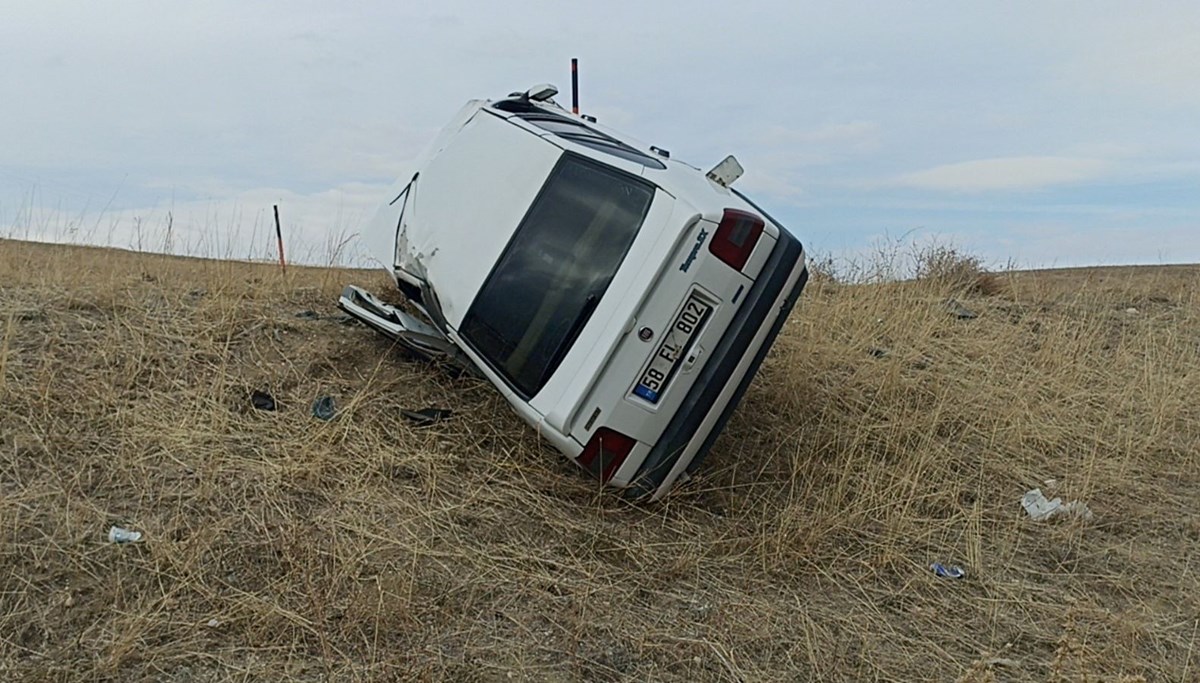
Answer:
633 293 713 403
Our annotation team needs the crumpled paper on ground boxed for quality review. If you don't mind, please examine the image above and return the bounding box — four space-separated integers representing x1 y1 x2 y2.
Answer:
1021 488 1093 521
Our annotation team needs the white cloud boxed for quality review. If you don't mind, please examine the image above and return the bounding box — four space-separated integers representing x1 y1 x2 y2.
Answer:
895 157 1112 193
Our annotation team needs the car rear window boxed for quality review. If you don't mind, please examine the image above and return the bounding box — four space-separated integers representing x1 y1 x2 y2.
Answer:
461 153 655 397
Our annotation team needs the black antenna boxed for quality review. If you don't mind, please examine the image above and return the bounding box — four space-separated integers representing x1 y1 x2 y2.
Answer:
571 58 579 114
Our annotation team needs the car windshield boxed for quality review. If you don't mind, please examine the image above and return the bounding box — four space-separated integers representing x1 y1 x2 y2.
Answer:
460 154 655 397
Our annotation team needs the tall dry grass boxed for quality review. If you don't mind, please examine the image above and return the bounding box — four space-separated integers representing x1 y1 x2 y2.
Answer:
1 239 1197 681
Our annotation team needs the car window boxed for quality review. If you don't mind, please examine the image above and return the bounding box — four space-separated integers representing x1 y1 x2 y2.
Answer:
492 101 666 170
461 154 655 397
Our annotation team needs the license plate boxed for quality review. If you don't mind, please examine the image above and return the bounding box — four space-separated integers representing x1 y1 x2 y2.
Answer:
633 293 713 403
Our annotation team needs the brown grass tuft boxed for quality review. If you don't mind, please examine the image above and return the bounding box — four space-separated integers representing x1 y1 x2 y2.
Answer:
913 243 1009 296
2 239 1197 681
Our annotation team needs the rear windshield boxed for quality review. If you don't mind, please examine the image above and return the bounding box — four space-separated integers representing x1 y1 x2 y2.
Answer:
461 154 655 397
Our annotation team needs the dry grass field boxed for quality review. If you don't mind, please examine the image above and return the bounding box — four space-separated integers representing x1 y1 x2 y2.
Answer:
2 238 1197 681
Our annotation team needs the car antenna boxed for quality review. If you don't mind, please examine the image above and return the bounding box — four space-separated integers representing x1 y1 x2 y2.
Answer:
571 57 579 115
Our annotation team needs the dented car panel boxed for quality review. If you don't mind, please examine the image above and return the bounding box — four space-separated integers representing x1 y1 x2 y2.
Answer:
344 87 807 500
400 111 562 327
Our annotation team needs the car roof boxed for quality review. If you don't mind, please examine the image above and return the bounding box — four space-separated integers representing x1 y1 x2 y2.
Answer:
489 97 778 233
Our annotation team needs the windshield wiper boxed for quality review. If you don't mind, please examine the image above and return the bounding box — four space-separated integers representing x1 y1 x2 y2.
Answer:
540 292 599 387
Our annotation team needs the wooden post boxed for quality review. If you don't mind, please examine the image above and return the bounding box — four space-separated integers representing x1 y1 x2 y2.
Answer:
273 204 287 275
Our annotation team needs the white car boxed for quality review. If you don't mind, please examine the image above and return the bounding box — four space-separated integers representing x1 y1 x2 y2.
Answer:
342 84 808 500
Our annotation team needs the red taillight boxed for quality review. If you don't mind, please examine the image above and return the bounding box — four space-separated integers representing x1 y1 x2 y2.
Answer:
578 428 637 483
709 209 764 271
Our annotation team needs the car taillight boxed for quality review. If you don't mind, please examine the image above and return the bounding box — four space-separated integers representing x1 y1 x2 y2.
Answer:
578 428 637 483
709 209 764 271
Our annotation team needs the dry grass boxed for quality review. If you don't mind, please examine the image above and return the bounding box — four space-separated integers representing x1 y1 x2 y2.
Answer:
2 238 1198 681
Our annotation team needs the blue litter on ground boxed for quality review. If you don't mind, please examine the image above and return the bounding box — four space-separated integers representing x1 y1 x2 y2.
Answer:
931 563 966 579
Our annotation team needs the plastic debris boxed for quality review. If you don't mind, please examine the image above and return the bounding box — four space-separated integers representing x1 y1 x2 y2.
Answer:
311 396 336 421
945 298 978 320
930 562 966 579
251 390 277 412
1124 307 1138 315
107 526 143 543
400 407 454 426
1021 488 1093 521
206 618 221 628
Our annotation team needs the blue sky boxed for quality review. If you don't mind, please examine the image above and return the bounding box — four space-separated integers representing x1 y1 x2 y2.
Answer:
3 1 1198 268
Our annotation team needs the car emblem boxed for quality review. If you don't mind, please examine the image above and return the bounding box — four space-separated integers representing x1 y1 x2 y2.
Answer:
679 228 709 273
638 326 654 341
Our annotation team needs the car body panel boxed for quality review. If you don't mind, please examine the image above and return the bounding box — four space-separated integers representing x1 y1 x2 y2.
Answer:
389 106 563 328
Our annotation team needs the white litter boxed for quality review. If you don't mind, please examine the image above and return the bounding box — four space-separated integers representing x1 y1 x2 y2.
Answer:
107 526 143 543
1021 488 1093 522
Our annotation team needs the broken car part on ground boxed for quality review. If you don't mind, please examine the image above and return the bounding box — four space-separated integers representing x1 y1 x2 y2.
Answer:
340 83 808 500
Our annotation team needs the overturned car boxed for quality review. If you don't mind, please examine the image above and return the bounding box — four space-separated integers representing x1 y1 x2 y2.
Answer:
342 84 808 500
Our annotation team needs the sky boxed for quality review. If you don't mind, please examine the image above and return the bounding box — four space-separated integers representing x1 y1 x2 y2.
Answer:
3 1 1199 269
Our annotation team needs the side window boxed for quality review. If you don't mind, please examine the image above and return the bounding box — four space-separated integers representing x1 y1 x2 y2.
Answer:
492 101 666 170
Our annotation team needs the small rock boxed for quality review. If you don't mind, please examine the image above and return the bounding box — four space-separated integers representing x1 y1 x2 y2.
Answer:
985 657 1021 668
295 310 320 320
250 390 277 412
1125 307 1138 315
868 347 890 358
206 618 221 628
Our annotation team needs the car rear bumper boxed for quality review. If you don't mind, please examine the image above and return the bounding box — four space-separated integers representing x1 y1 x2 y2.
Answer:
625 226 808 500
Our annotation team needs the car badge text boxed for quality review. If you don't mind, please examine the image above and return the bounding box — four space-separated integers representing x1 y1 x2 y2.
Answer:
679 228 708 273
